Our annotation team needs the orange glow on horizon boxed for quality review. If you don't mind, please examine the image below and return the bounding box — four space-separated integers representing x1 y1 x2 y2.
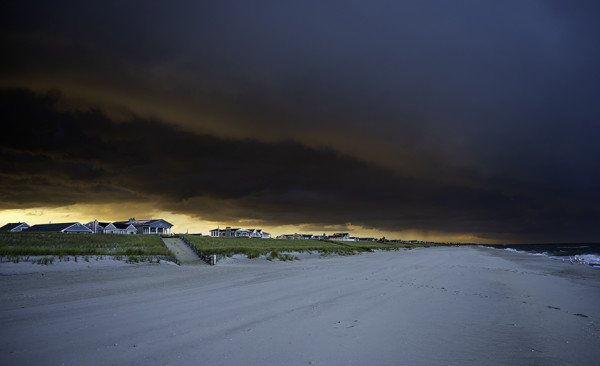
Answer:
0 205 504 244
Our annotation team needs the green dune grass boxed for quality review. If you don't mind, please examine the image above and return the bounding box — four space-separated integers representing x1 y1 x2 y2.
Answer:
181 235 356 259
180 235 434 260
0 232 172 258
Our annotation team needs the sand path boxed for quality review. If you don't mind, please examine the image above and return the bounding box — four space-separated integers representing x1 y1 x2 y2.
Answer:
161 237 204 265
1 246 599 365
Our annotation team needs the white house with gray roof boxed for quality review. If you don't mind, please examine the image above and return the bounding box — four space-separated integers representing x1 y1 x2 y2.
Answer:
0 222 30 232
26 222 93 233
210 226 270 238
113 218 173 235
85 220 137 234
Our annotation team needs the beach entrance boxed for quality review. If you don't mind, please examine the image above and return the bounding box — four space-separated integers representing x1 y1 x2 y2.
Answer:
161 238 205 265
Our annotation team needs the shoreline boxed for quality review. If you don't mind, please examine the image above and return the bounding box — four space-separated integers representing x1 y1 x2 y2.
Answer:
2 244 599 276
1 246 599 365
480 243 600 267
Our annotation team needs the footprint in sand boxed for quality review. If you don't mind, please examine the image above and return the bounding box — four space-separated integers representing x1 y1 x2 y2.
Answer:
333 320 359 329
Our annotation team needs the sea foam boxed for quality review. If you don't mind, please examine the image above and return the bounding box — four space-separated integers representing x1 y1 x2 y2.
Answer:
572 254 600 266
483 244 600 268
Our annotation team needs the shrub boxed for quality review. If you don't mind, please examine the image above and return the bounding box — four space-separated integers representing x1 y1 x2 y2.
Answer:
126 256 139 263
36 256 54 265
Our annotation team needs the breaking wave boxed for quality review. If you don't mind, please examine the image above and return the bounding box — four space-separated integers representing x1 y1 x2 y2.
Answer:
483 243 600 268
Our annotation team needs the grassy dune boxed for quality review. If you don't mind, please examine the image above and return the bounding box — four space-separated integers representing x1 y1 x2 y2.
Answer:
181 235 433 260
0 232 436 265
0 232 172 260
181 236 355 259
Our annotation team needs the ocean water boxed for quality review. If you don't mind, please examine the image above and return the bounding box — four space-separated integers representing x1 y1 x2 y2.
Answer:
484 243 600 267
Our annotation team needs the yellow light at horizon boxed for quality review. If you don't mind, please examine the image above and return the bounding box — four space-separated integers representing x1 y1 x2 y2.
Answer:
0 206 502 244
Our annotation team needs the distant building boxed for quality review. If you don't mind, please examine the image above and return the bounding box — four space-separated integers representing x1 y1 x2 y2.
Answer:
26 222 93 233
110 222 138 235
210 227 270 238
247 229 271 239
277 233 327 240
277 233 301 240
85 220 110 234
210 227 239 237
112 218 173 235
328 233 352 241
0 222 30 232
85 220 154 235
86 220 138 235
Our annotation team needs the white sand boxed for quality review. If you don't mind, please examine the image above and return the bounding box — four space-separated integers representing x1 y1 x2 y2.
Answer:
0 256 139 275
1 246 599 365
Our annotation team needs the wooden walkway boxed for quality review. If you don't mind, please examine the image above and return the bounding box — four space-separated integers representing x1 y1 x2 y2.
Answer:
161 238 206 265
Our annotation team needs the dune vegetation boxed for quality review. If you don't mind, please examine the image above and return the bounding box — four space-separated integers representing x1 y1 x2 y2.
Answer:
0 232 437 264
0 232 173 263
180 235 433 261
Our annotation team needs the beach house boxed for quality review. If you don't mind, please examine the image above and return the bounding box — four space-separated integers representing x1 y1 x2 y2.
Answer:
210 227 270 238
85 220 109 234
276 233 304 240
0 222 30 232
247 229 271 238
210 227 236 237
112 218 173 235
26 222 93 233
328 233 354 241
85 220 138 234
110 222 138 235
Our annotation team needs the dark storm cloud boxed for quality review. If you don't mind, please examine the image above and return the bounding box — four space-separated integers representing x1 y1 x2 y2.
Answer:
3 1 598 175
1 88 599 242
1 1 599 242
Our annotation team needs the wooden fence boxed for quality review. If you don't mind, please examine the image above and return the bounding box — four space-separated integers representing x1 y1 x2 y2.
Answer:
178 235 224 265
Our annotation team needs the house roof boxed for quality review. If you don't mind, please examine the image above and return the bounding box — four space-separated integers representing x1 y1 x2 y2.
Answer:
113 219 173 228
112 222 135 230
0 223 28 231
26 222 90 232
329 233 350 238
210 227 241 232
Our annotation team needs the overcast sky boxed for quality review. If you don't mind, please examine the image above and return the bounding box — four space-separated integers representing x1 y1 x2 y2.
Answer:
1 1 599 243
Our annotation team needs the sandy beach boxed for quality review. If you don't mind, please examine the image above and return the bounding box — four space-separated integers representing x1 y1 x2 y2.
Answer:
1 246 599 366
